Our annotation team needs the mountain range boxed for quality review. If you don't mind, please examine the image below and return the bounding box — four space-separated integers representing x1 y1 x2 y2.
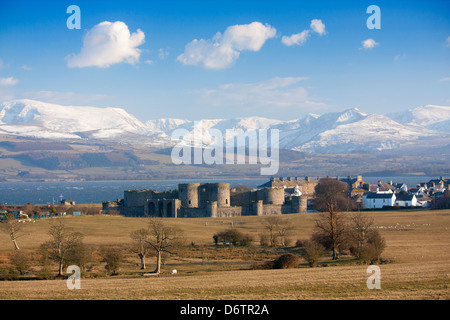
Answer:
1 99 449 154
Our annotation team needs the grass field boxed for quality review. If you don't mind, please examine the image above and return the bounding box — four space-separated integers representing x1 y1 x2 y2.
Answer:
0 209 449 300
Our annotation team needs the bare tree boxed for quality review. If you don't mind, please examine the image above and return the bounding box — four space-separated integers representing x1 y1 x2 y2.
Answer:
263 216 280 247
130 228 152 269
348 211 386 263
349 211 374 256
145 217 184 274
0 214 23 250
263 216 294 247
40 219 84 276
276 218 294 247
313 178 352 260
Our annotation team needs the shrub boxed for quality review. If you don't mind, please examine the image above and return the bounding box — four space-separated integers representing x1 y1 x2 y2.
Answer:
0 268 20 281
252 261 274 270
213 229 253 246
64 243 93 272
38 266 55 280
240 234 254 246
301 241 325 267
358 231 386 264
9 251 30 275
350 228 386 264
252 253 299 270
310 232 333 251
272 254 299 269
295 239 308 247
259 233 270 247
100 247 124 275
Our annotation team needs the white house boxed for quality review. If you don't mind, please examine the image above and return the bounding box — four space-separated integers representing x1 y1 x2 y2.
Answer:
395 194 417 207
363 192 396 209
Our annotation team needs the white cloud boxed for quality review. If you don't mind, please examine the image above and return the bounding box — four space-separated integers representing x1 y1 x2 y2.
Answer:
281 30 310 46
197 77 330 114
0 77 19 87
281 19 326 47
177 21 276 69
21 65 32 71
439 77 450 82
361 38 379 49
66 21 145 68
310 19 326 35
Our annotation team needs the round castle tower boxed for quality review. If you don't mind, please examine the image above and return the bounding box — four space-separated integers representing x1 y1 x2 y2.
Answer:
210 182 230 207
264 187 285 205
179 183 200 208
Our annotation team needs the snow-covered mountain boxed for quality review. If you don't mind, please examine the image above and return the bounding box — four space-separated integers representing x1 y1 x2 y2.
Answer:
0 99 170 144
0 99 449 153
389 105 450 132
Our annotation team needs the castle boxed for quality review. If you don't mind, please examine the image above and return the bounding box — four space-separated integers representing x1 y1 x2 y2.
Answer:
113 177 321 218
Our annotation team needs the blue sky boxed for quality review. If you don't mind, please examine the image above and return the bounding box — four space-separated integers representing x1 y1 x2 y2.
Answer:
0 0 449 121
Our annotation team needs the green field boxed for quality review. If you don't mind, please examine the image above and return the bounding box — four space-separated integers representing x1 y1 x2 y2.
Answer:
0 209 449 300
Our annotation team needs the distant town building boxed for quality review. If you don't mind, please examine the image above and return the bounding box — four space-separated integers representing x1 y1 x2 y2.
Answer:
363 192 396 209
395 194 417 207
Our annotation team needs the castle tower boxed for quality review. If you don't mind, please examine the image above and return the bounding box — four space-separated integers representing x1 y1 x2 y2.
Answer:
179 183 200 208
292 195 307 213
215 183 230 207
264 187 285 205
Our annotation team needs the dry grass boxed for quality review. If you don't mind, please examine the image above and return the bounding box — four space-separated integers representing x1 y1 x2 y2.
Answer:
0 209 449 300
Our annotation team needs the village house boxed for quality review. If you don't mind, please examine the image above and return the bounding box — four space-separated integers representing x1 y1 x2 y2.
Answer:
363 192 396 209
395 194 417 207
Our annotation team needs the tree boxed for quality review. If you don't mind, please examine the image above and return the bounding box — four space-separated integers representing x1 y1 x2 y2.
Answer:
348 212 386 264
145 217 184 274
262 216 295 247
130 228 152 269
301 241 325 267
275 218 294 247
263 216 279 247
348 211 375 257
9 250 31 275
65 242 93 272
313 178 352 260
100 246 124 275
40 220 84 276
358 231 386 264
0 214 23 250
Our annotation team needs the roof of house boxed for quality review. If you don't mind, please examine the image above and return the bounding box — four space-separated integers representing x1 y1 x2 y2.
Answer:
395 194 415 201
365 193 395 199
378 182 396 190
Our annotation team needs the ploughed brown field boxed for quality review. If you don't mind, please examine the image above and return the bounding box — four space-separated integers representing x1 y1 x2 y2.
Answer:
0 209 449 300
